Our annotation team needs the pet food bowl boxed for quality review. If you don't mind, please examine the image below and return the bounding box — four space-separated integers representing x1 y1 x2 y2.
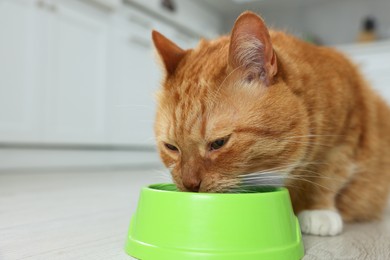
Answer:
125 183 304 260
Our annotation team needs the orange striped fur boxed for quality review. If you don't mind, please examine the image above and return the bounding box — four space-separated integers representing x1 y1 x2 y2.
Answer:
152 11 390 223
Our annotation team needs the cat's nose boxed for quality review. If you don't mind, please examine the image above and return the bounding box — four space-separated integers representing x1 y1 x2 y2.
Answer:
182 178 201 192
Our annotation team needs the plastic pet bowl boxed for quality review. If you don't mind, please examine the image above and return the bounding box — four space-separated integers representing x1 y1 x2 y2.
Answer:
125 184 304 260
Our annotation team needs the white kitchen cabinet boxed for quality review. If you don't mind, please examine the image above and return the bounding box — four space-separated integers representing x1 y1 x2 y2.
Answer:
43 0 109 143
0 0 110 144
106 9 199 146
106 11 159 146
0 0 220 170
0 0 213 148
0 0 47 142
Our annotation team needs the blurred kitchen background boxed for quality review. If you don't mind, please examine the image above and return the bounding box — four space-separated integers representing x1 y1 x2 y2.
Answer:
1 0 390 172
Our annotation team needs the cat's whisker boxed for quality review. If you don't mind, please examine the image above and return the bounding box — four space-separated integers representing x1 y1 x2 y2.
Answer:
291 174 347 182
240 171 287 177
281 141 334 148
284 176 337 192
283 134 344 139
293 167 346 177
240 175 286 180
236 163 348 192
241 162 300 175
296 161 331 167
238 168 290 188
291 167 348 182
294 163 373 183
283 183 307 193
250 140 334 152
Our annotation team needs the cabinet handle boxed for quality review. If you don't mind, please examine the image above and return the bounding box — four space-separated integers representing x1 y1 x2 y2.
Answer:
129 36 151 49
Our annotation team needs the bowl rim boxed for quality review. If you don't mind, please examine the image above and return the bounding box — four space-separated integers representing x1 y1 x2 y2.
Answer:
145 183 288 197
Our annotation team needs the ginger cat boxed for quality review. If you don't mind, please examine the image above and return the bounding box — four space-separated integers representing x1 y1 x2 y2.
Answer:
151 11 390 236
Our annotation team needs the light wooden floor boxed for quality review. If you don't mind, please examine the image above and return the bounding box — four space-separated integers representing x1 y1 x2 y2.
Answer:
1 169 389 260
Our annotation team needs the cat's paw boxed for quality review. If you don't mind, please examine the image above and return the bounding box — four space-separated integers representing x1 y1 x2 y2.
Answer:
298 209 343 236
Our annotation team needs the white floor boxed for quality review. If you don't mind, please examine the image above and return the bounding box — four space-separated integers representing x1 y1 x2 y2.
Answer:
1 169 389 260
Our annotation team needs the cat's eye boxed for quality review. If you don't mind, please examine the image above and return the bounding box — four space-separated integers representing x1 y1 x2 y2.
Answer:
210 136 230 151
164 143 179 152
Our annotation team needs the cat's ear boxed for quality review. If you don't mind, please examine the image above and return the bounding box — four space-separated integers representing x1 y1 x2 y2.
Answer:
152 30 186 75
229 11 277 86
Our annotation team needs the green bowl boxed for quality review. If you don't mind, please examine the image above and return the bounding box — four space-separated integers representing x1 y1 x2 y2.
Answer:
125 184 304 260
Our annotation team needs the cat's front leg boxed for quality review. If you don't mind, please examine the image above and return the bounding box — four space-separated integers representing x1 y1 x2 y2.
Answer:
290 175 346 236
289 147 356 236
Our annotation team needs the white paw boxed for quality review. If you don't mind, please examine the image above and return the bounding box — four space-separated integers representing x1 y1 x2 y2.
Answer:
298 209 343 236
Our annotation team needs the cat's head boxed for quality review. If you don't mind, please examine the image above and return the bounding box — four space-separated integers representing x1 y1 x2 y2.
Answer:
152 11 309 192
